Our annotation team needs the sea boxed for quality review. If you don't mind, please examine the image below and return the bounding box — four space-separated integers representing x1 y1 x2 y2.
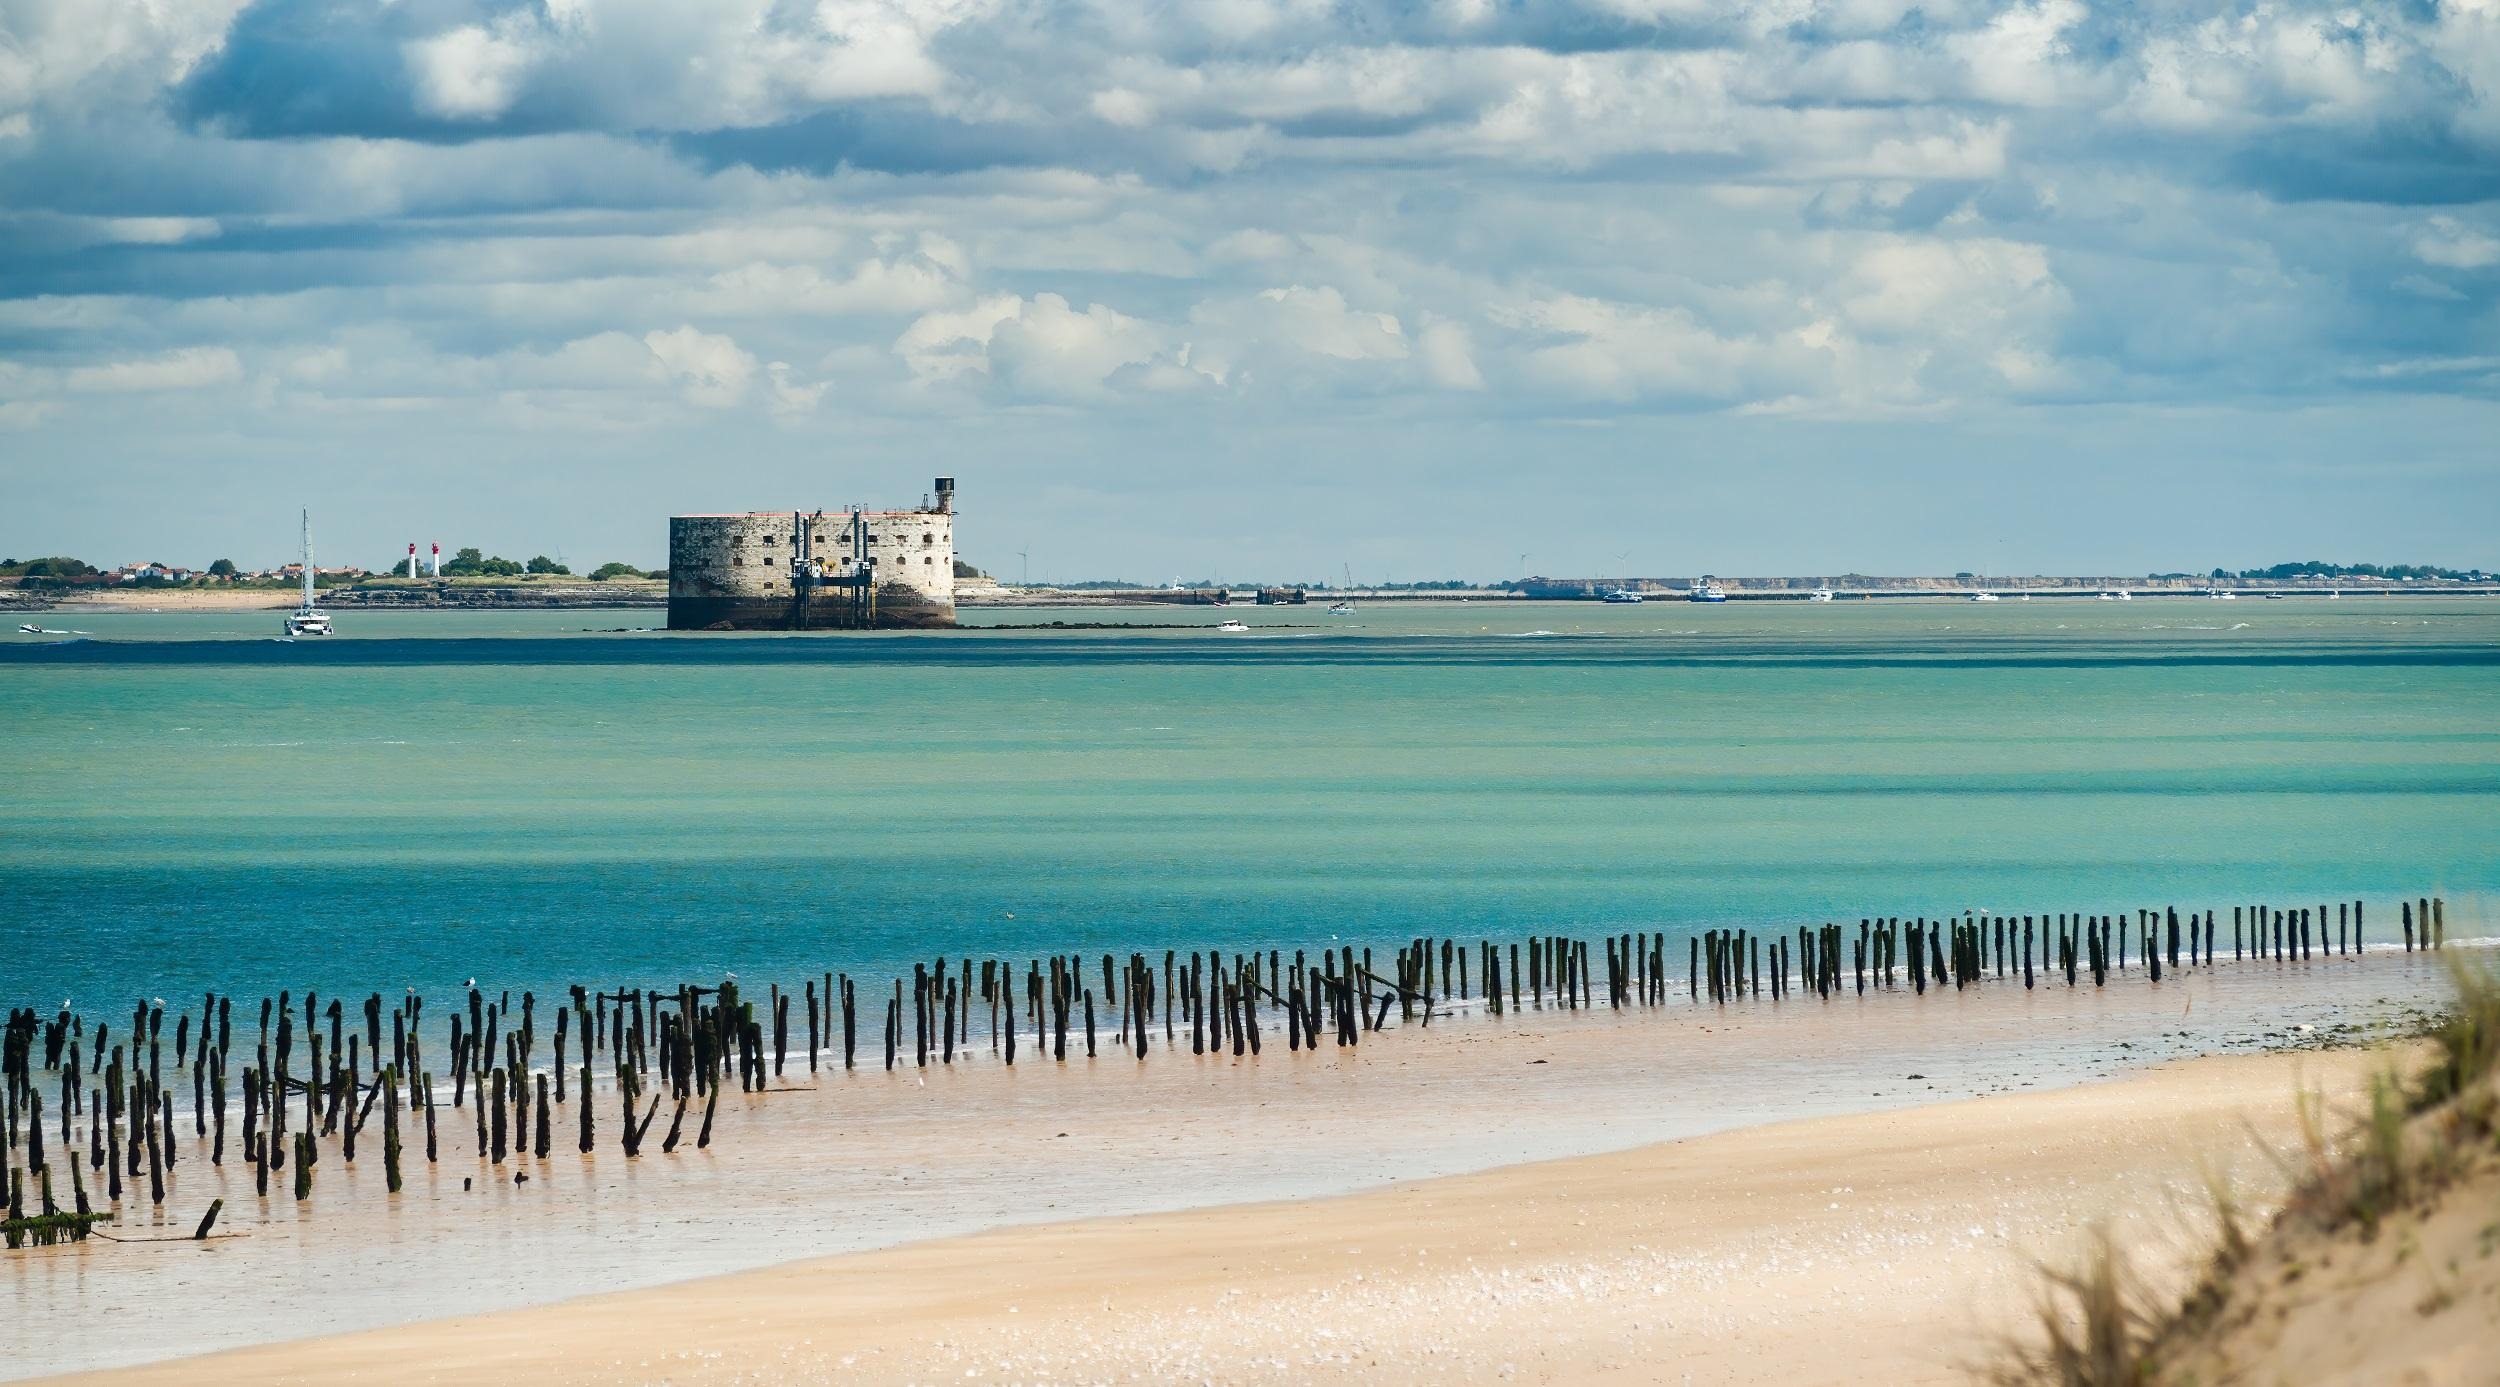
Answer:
2 597 2493 1014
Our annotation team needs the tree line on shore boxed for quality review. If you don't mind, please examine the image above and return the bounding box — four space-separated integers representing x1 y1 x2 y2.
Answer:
0 550 664 588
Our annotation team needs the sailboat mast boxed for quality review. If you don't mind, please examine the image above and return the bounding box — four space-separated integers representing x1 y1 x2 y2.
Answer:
300 509 315 610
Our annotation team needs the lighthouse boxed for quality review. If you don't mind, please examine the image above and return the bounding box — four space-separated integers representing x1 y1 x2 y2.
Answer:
428 543 442 577
406 543 418 578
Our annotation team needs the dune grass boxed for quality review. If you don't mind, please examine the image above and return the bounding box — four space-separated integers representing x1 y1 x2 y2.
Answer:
1991 955 2500 1386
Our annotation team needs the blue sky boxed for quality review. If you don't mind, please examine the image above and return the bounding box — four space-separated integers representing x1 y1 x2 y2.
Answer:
1 0 2495 580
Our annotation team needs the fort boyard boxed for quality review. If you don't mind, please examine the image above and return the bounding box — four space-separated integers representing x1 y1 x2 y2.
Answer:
668 477 958 631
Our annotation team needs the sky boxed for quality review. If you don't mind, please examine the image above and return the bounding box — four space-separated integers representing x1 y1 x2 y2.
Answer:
1 0 2496 582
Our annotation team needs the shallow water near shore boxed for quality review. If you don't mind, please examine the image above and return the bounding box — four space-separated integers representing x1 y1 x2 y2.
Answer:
1 943 2482 1380
1 599 2493 1011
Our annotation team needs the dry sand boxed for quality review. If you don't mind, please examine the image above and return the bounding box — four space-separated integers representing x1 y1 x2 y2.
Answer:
2157 1067 2500 1387
60 1047 2396 1387
38 587 300 610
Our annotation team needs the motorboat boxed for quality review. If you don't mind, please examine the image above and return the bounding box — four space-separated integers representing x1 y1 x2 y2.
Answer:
1602 588 1645 604
2204 587 2237 600
1808 587 1835 602
1969 591 2000 602
1688 579 1728 603
1216 619 1248 633
1327 601 1355 616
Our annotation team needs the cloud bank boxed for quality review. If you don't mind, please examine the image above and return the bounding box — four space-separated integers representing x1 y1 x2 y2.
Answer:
0 0 2494 569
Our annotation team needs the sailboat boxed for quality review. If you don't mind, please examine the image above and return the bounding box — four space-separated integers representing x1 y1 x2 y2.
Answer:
283 509 332 637
1328 563 1356 615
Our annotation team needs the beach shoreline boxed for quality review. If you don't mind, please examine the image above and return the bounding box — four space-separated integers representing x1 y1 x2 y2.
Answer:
4 942 2472 1383
50 1044 2406 1386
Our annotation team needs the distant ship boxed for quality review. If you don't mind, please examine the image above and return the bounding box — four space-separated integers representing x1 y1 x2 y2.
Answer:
1689 579 1728 603
1602 587 1645 604
283 509 333 638
1969 591 2000 602
1808 587 1835 603
2205 587 2237 599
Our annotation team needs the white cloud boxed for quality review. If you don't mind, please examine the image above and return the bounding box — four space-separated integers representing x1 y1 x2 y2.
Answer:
1416 316 1483 391
641 326 759 406
1193 285 1407 362
2415 216 2500 270
63 347 244 393
896 294 1029 383
985 294 1164 400
407 23 539 121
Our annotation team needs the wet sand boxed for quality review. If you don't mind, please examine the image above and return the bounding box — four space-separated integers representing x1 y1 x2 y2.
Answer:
9 946 2475 1381
61 1047 2402 1386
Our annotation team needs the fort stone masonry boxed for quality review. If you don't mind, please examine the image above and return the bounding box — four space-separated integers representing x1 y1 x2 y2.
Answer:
668 478 957 630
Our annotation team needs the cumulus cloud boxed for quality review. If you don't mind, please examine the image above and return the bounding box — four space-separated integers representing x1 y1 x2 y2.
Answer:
406 23 539 122
642 326 759 406
63 347 244 393
2415 215 2500 270
984 294 1164 401
1416 316 1484 391
0 0 2490 456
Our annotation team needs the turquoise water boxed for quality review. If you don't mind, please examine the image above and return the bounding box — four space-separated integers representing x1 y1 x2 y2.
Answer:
3 598 2493 1010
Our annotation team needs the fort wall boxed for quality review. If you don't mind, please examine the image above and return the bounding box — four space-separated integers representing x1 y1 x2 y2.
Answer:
668 479 956 630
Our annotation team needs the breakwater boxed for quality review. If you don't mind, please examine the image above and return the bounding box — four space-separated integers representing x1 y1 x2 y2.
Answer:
1 892 2460 1251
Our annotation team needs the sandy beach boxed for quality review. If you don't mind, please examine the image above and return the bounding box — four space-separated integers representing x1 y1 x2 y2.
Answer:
24 587 302 610
55 1046 2399 1386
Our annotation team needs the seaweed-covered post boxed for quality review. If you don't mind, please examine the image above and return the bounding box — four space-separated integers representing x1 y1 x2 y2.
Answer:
382 1066 403 1193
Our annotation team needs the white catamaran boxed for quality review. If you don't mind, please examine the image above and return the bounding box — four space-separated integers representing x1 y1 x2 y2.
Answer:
283 509 332 637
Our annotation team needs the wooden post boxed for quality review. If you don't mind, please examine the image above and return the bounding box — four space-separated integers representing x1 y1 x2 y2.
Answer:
382 1066 403 1193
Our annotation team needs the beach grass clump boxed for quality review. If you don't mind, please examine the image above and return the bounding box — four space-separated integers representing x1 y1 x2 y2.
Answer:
1993 954 2500 1385
1991 1226 2162 1387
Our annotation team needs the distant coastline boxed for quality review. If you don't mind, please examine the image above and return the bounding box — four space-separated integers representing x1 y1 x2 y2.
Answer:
10 571 2500 613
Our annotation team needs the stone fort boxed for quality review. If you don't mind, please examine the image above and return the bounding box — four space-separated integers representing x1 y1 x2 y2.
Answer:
668 477 957 630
